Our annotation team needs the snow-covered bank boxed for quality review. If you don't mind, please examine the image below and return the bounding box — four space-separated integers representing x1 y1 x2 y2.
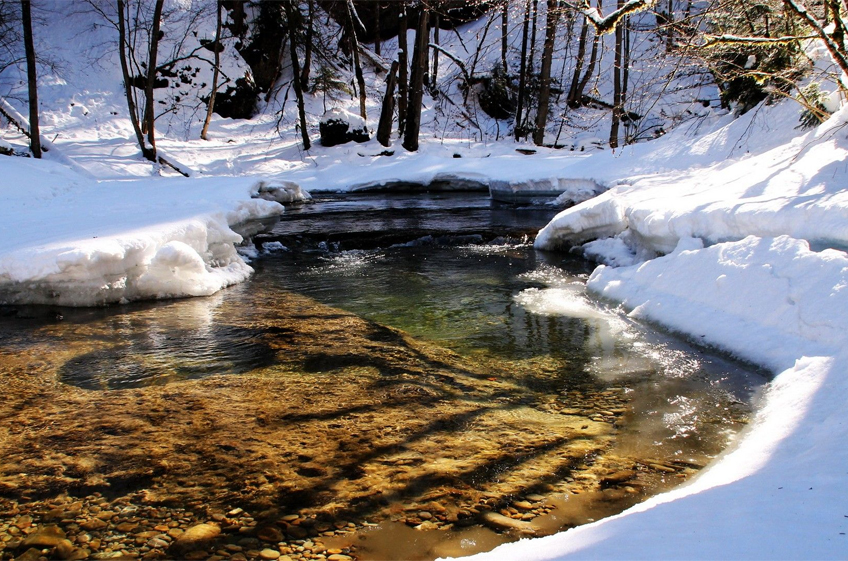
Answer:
535 102 848 258
452 100 848 560
0 158 283 306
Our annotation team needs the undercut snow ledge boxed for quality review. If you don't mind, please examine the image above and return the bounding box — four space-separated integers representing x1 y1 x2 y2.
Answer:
0 159 284 306
0 214 259 306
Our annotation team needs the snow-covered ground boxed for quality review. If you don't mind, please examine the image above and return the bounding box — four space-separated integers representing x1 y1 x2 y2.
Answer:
2 3 848 558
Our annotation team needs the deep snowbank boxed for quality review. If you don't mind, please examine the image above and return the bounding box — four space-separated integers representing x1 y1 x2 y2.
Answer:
535 103 848 257
0 158 283 306
456 102 848 560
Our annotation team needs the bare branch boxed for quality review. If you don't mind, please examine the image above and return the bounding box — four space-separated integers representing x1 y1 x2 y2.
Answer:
704 33 818 46
563 0 657 34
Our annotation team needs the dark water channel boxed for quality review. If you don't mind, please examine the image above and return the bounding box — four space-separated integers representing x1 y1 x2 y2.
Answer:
0 193 765 561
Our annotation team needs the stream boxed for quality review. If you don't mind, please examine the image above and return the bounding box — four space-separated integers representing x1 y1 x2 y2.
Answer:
0 193 765 561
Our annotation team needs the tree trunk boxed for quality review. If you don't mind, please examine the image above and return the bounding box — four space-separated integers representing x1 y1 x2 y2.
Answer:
532 0 559 146
402 7 429 152
345 0 367 119
143 0 164 158
374 1 381 56
200 0 222 140
376 60 398 146
300 0 314 88
567 14 589 107
575 0 601 107
397 2 409 136
501 0 509 71
514 0 531 140
609 0 624 149
431 13 439 93
283 1 310 150
529 0 538 73
21 0 40 158
117 0 154 161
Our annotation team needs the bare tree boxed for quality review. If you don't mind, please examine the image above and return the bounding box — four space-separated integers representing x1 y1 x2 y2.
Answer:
376 59 399 146
20 0 39 157
397 1 409 136
514 0 531 139
344 0 367 119
301 0 314 91
283 0 310 150
533 0 560 145
115 0 154 161
501 0 509 71
403 5 429 151
200 0 222 141
609 0 625 148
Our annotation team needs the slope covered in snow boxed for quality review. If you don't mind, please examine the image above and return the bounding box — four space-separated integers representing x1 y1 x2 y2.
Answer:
453 70 848 561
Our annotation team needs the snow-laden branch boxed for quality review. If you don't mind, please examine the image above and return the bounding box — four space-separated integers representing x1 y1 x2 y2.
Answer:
428 43 471 85
703 33 818 47
564 0 657 35
784 0 848 78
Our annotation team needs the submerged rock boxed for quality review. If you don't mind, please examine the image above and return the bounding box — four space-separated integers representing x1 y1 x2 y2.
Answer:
171 523 221 553
480 511 538 535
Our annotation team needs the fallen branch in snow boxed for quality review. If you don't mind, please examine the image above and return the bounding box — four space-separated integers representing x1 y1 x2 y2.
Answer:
0 97 96 178
156 149 193 177
564 0 657 35
0 97 42 144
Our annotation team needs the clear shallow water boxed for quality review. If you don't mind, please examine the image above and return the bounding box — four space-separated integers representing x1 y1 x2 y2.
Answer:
255 239 763 464
0 193 766 561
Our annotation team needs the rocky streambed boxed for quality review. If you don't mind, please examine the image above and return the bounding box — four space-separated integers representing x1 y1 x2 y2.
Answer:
0 286 730 561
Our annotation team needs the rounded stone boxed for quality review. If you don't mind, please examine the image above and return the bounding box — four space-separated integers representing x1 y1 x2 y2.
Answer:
259 548 281 560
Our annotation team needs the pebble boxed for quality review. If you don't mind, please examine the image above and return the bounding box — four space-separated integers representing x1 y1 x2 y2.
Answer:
257 526 284 543
81 518 108 531
480 512 538 535
259 548 281 559
327 555 353 561
20 524 67 548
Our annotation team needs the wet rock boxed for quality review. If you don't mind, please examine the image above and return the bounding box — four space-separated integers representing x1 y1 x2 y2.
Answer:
20 524 66 548
512 501 533 511
257 526 283 543
54 539 77 559
259 548 281 560
601 470 636 487
14 516 33 530
14 547 42 561
81 519 108 531
327 555 353 561
286 525 308 539
116 522 138 533
171 523 220 553
480 512 537 535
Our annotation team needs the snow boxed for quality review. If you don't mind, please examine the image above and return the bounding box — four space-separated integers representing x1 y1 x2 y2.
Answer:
1 1 848 559
0 158 283 306
452 75 848 561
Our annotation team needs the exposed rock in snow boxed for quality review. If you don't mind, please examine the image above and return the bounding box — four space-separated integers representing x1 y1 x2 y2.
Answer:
319 108 370 147
252 180 312 204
